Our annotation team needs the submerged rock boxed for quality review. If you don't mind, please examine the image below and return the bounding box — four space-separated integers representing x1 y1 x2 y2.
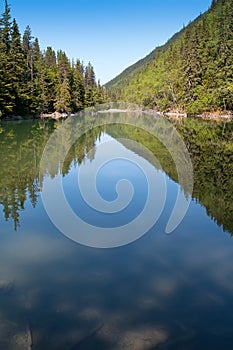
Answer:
0 320 33 350
0 280 14 294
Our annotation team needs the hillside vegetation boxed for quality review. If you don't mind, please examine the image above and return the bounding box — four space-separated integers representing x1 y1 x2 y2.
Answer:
106 0 233 114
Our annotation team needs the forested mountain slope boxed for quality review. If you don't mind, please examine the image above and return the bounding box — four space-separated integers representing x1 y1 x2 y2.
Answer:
106 0 233 114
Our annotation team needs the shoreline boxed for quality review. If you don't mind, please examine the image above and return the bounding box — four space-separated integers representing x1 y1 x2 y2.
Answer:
1 110 233 122
102 109 233 122
162 111 233 122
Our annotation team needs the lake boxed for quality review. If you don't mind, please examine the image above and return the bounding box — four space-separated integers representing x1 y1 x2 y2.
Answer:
0 110 233 349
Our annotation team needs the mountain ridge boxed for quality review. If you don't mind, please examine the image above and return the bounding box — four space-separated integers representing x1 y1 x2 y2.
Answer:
105 25 188 90
106 0 233 114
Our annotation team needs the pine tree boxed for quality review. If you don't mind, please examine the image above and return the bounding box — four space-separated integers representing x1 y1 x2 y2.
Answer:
0 0 14 115
0 2 103 117
84 62 96 88
41 47 58 113
0 40 14 116
70 59 85 111
54 77 72 113
45 46 56 67
10 18 27 115
0 0 11 52
54 50 72 112
21 25 35 114
84 62 97 106
30 38 44 113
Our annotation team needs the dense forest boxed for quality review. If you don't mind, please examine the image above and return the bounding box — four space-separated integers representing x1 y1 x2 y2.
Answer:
106 0 233 114
0 0 106 118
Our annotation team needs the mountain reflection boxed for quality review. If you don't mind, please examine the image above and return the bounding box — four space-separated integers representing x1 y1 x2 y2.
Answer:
107 117 233 235
0 114 232 235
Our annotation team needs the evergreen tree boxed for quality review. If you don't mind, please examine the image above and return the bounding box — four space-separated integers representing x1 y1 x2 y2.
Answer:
0 0 11 52
54 50 72 112
45 46 56 67
0 1 105 117
84 62 97 106
0 0 14 115
10 19 27 115
30 38 45 113
54 77 72 113
84 62 96 88
0 40 14 116
70 59 85 111
41 47 58 113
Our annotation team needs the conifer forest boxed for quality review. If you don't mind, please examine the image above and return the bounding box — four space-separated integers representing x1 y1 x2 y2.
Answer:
0 0 106 118
107 0 233 114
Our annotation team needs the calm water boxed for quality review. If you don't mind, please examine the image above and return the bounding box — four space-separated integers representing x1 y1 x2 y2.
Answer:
0 113 233 349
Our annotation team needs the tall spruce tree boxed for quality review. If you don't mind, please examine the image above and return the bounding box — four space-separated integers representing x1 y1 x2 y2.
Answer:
84 62 97 106
0 0 11 52
0 0 14 115
10 18 27 115
0 1 105 117
42 47 58 113
70 59 85 111
54 50 72 113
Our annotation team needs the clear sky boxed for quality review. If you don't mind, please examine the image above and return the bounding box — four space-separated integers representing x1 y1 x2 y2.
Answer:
3 0 211 84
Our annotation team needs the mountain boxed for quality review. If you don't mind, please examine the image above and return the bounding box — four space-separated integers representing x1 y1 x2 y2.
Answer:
106 0 233 114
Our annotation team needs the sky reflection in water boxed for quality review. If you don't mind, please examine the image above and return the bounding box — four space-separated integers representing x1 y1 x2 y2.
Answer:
0 119 233 349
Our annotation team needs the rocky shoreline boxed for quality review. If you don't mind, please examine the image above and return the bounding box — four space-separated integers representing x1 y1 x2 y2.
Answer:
1 110 233 122
156 110 233 121
1 112 72 121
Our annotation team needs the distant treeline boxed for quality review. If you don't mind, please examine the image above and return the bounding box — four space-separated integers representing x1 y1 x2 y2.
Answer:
0 0 107 118
106 0 233 114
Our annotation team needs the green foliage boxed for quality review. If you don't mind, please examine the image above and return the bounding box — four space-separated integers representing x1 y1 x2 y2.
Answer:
0 1 106 118
1 116 232 234
107 117 233 235
107 0 233 114
0 119 103 228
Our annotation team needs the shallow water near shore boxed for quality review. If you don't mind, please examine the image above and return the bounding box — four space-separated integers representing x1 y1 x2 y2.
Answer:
0 113 233 349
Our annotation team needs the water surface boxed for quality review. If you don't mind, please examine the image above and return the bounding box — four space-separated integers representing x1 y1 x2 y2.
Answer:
0 114 233 349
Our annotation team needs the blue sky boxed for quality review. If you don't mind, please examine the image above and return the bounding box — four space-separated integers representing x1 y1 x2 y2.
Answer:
3 0 211 83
